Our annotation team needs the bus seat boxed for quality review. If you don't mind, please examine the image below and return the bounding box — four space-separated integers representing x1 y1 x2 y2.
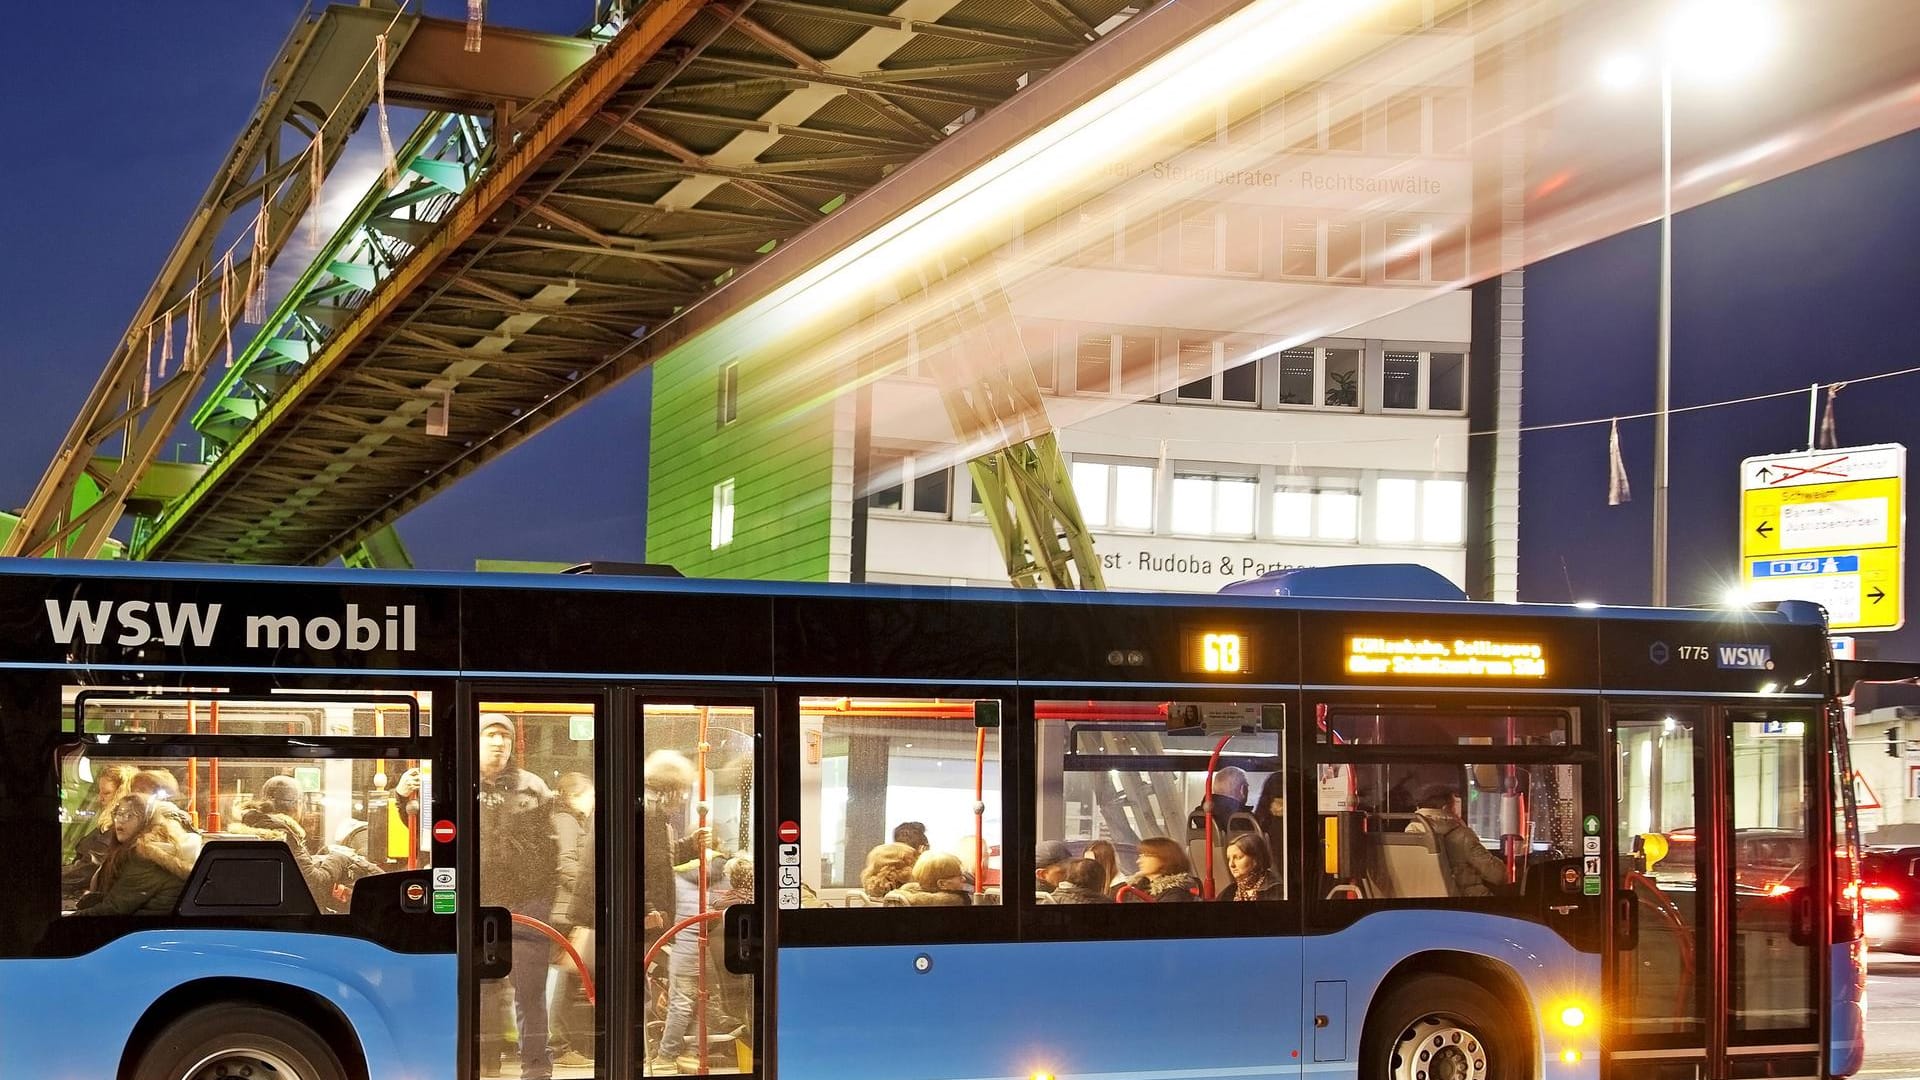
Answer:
1371 832 1455 898
176 839 319 916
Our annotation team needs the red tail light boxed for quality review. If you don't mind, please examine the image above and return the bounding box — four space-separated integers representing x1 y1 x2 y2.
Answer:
1861 885 1901 904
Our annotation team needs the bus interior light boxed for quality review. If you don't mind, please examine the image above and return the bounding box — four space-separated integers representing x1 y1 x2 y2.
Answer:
1561 1049 1583 1065
1556 1003 1590 1029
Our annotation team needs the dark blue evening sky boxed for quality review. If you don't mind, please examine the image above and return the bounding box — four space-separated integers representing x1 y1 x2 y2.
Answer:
0 2 650 571
1521 129 1920 657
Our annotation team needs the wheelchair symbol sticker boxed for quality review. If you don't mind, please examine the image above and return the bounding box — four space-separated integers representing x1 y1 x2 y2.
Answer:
777 865 800 888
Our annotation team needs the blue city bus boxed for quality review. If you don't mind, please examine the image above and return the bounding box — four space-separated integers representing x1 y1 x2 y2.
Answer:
0 560 1865 1080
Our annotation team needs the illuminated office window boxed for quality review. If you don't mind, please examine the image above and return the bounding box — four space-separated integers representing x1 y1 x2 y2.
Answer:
710 479 735 549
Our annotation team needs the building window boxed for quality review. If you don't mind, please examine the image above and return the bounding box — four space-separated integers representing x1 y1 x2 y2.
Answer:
1171 469 1258 537
1080 203 1159 269
1381 349 1468 413
1273 474 1361 542
1176 206 1261 275
710 479 736 549
1070 459 1155 532
1281 216 1363 282
1375 476 1466 545
1174 339 1257 405
1278 85 1366 153
1384 218 1467 284
1021 322 1058 392
717 362 740 426
1276 345 1362 409
870 451 951 517
1074 332 1157 396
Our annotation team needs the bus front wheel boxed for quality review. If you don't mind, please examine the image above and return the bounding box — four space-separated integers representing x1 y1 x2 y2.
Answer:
135 1003 347 1080
1363 975 1522 1080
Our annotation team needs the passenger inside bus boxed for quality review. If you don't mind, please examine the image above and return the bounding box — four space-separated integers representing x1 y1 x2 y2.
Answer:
884 852 972 906
1217 834 1283 902
1030 699 1286 902
1049 858 1113 904
1119 837 1200 902
1406 783 1510 896
861 843 918 902
71 794 201 917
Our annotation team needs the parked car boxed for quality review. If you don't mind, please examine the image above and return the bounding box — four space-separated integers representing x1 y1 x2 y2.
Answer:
1862 846 1920 955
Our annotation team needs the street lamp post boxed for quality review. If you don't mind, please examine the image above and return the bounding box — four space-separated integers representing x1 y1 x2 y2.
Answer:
1652 58 1672 607
1602 1 1773 608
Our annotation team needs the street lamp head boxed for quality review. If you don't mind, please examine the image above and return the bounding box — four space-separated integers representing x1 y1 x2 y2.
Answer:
1667 0 1776 82
1598 52 1647 91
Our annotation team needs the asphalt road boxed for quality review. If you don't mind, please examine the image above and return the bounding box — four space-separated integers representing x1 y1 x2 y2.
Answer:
1866 953 1920 1078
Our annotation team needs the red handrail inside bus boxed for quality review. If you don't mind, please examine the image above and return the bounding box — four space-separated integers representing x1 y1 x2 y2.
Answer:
974 727 987 896
1202 734 1232 899
511 913 596 1006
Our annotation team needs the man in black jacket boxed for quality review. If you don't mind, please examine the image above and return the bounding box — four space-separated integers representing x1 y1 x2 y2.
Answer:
477 713 560 1079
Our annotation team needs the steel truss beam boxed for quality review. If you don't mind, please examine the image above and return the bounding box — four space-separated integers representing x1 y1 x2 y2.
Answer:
62 0 1139 566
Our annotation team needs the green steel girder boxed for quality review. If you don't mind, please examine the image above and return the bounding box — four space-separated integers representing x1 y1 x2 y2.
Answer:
190 112 494 457
342 524 414 569
112 0 1141 566
914 263 1105 589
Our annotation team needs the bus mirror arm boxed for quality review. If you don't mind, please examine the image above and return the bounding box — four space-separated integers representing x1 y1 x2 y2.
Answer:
1614 890 1639 951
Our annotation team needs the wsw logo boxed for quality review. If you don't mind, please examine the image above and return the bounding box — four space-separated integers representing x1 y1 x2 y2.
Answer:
45 600 418 652
1714 644 1774 670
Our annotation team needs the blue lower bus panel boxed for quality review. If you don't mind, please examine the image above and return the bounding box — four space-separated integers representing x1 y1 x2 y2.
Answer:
0 930 455 1079
778 911 1598 1080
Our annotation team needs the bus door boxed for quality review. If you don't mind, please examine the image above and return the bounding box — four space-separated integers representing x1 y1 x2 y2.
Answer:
628 694 767 1079
1609 705 1824 1080
466 692 768 1080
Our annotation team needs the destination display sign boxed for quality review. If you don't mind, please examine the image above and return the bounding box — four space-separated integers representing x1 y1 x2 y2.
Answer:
1345 636 1547 679
1740 443 1905 632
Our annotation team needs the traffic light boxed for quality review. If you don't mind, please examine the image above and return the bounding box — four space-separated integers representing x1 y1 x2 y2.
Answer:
1890 728 1902 758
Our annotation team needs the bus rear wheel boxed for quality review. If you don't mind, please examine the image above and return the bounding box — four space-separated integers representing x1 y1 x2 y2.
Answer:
1363 975 1522 1080
135 1003 347 1080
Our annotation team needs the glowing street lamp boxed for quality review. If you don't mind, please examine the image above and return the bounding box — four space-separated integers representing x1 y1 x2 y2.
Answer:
1599 0 1777 607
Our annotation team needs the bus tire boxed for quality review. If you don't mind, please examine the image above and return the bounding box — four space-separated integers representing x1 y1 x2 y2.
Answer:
1362 974 1524 1080
134 1003 348 1080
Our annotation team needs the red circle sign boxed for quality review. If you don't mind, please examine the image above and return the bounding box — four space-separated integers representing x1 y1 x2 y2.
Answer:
432 819 457 844
778 820 800 844
406 883 426 902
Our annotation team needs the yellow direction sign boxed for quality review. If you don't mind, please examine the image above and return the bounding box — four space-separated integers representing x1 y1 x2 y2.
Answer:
1740 444 1905 632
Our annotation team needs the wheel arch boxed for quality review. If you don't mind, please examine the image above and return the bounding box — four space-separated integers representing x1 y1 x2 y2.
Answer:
117 977 369 1080
1359 950 1541 1076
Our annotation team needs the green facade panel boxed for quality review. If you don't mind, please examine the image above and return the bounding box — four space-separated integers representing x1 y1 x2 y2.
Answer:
647 345 843 582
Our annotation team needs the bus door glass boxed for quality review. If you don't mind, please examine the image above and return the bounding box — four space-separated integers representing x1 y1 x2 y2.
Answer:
1724 710 1818 1062
636 700 762 1078
1610 705 1822 1079
472 699 603 1080
1612 706 1708 1060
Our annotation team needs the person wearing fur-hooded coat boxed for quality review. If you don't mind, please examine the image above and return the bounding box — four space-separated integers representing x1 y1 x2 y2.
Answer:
74 793 202 917
231 776 379 911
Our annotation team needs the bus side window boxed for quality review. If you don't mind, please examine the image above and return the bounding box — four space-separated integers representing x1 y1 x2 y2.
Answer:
1034 699 1287 904
796 696 1002 909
